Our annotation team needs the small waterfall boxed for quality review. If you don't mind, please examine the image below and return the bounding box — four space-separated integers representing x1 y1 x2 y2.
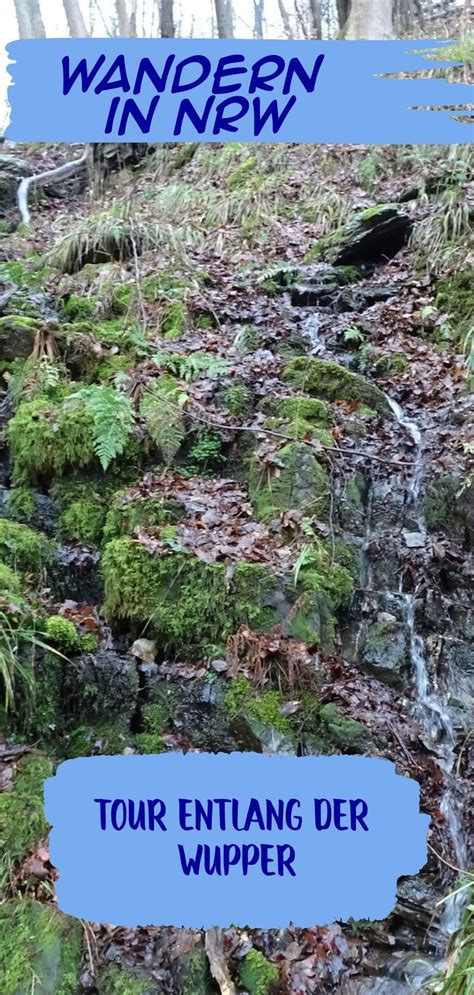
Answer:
387 394 468 940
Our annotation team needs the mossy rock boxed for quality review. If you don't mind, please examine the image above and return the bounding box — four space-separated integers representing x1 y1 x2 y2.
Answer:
282 358 388 411
239 949 279 995
319 702 373 752
306 204 411 266
102 542 277 655
0 315 38 361
0 755 52 891
0 900 82 995
248 442 329 522
0 519 56 574
435 269 473 338
59 496 107 547
97 962 160 994
8 396 95 486
259 394 333 427
103 493 181 544
425 473 473 543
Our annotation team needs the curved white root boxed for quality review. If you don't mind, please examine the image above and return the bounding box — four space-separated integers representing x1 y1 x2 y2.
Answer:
17 145 92 225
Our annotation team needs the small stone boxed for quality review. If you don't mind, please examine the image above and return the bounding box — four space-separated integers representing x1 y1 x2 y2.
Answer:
131 638 157 663
403 530 427 548
211 659 228 672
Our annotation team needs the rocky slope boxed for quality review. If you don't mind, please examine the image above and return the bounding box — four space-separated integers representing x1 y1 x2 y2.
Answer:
0 140 472 995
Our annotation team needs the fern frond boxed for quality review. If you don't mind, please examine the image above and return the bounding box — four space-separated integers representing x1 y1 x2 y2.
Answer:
141 381 188 464
71 385 135 471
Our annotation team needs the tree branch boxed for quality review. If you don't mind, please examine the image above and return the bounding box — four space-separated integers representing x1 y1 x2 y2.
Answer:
17 146 92 225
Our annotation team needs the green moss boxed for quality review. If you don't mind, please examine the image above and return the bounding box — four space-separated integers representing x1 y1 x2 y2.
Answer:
282 358 388 411
0 755 52 889
374 353 409 377
0 315 39 362
319 702 372 751
0 520 55 574
102 541 276 655
0 563 22 597
221 383 253 416
8 396 95 485
181 946 212 995
103 494 179 543
60 294 97 321
45 616 81 652
260 394 333 427
435 269 474 338
224 675 253 716
161 300 187 339
239 949 278 995
59 497 107 547
248 442 329 523
6 486 36 521
97 963 153 995
424 474 466 533
0 900 82 995
135 700 172 755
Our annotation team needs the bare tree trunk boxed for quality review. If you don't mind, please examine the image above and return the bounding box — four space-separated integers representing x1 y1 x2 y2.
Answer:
63 0 88 36
115 0 131 36
13 0 33 38
309 0 322 37
253 0 264 38
277 0 293 37
336 0 352 30
346 0 393 37
129 0 138 37
160 0 175 37
27 0 46 37
214 0 234 38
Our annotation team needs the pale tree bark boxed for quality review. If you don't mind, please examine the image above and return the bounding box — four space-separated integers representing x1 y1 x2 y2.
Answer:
277 0 293 37
309 0 322 37
345 0 394 38
62 0 88 37
115 0 131 36
253 0 264 38
27 0 46 37
160 0 175 38
214 0 234 38
13 0 33 38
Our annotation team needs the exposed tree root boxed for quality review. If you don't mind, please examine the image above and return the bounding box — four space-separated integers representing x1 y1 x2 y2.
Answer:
17 145 92 225
205 927 237 995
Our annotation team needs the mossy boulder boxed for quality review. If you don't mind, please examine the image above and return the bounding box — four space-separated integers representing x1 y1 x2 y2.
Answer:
0 755 52 891
319 702 373 752
0 519 56 575
358 619 407 686
282 357 388 411
306 204 412 266
102 541 277 655
0 315 38 361
259 394 333 428
248 442 330 522
8 397 95 486
0 900 82 995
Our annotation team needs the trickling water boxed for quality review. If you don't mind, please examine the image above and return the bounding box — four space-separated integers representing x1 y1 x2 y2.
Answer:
387 394 468 940
301 313 324 353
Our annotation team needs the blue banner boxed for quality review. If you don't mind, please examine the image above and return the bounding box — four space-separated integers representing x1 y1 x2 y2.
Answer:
45 752 429 927
5 38 474 144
